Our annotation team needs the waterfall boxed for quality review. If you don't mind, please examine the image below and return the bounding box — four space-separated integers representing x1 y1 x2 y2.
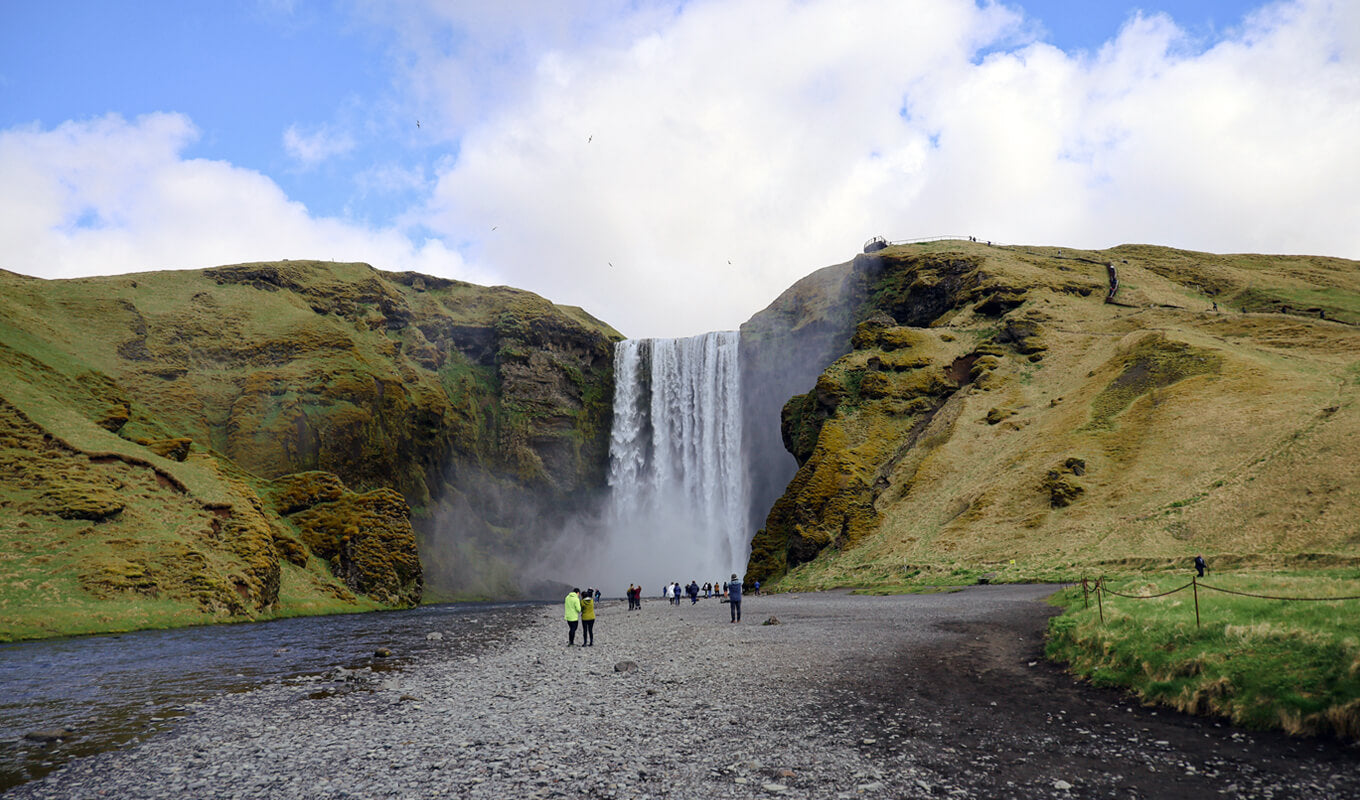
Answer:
602 331 749 591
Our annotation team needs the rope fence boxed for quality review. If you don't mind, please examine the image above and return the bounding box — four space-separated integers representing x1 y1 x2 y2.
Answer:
1080 576 1360 628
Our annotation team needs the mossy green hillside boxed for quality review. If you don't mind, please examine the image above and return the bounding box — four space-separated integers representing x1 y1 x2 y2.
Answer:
0 261 620 639
747 242 1360 588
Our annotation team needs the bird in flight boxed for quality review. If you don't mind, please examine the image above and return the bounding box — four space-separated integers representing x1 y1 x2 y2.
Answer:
587 134 593 143
491 226 498 231
416 120 421 128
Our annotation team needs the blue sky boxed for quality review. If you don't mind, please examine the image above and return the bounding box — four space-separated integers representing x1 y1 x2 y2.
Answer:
2 0 1356 337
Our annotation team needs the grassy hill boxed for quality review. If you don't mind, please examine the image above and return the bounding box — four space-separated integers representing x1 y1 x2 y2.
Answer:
744 241 1360 588
0 261 619 640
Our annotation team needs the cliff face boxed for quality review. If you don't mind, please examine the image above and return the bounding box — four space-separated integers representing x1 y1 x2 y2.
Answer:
739 256 877 536
0 261 619 640
744 242 1360 587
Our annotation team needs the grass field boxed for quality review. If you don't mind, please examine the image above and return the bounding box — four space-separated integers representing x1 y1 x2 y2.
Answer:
1045 571 1360 740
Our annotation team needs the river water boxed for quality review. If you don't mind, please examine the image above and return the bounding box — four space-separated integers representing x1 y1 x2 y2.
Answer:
0 602 540 790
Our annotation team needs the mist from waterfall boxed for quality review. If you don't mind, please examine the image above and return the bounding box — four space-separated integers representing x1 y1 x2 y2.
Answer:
592 331 750 594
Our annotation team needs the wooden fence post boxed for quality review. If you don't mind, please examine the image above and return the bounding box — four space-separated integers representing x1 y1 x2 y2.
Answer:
1193 576 1200 629
1082 577 1089 610
1096 577 1105 625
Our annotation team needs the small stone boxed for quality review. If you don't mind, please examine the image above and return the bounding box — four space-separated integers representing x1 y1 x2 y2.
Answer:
762 783 787 793
1053 779 1072 790
24 727 75 743
374 647 393 658
426 632 443 641
614 660 639 673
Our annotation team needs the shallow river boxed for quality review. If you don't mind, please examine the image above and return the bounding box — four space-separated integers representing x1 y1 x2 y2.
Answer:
0 602 540 790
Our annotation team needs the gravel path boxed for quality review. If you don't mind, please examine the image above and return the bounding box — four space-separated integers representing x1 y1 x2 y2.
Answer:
8 586 1357 799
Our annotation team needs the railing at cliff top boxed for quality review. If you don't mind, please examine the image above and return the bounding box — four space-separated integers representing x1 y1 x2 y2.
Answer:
864 235 983 253
888 235 975 245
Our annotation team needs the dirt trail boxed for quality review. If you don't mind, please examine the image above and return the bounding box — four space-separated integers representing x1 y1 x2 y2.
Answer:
807 585 1358 799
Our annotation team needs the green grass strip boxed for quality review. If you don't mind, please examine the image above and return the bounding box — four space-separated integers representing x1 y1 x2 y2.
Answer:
1045 571 1360 740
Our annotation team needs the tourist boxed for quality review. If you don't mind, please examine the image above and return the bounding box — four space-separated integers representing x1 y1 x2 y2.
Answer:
626 583 636 610
726 574 743 623
1194 554 1207 578
564 588 582 646
580 588 596 646
688 581 699 604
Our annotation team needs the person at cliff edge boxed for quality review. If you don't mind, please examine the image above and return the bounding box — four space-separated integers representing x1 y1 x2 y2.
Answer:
564 587 582 646
726 573 743 623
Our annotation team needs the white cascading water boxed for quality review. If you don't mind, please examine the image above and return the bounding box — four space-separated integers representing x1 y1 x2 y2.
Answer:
601 332 749 592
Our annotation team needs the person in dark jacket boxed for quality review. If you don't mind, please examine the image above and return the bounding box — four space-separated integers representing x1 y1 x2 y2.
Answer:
725 573 742 623
1194 555 1207 578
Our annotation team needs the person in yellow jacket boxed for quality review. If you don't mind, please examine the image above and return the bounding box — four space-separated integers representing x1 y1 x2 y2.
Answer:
580 587 596 646
564 588 582 646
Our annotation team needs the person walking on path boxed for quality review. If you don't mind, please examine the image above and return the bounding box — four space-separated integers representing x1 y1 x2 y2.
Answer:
564 588 582 646
1194 555 1207 578
580 588 596 646
726 574 743 623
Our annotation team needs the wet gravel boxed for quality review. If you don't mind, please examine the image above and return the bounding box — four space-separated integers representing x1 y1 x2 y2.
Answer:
7 586 1357 799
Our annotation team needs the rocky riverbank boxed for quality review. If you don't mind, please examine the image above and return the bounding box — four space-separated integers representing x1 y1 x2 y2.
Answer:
9 587 1358 799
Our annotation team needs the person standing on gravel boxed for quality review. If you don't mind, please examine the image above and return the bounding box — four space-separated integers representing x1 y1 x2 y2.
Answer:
725 574 743 623
580 588 596 646
564 588 582 646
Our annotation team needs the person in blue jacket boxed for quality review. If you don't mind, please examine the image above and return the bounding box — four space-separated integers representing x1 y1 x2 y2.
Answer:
725 573 742 623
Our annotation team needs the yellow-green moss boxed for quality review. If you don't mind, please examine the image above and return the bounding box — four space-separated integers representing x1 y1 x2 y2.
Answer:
292 488 422 606
1087 334 1222 430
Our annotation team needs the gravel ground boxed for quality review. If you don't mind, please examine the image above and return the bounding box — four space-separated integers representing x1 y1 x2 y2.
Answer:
8 586 1358 799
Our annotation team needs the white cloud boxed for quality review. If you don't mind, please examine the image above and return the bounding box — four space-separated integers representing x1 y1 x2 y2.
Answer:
282 123 356 166
0 113 480 283
3 2 1356 341
405 0 1360 337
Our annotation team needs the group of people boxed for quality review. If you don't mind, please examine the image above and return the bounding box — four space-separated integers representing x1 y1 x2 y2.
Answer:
562 587 599 646
566 574 751 644
660 578 758 605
